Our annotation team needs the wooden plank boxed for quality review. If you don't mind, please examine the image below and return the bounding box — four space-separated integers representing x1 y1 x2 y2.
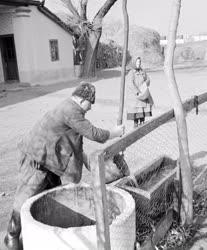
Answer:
193 166 207 193
132 157 164 179
103 110 174 161
140 238 154 250
90 151 111 250
120 185 151 200
149 167 177 196
198 92 207 105
178 93 207 113
152 209 173 245
139 209 173 250
182 98 195 113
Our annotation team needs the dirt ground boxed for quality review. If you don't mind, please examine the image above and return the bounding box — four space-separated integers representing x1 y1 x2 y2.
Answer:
1 66 207 249
0 68 123 108
0 79 80 108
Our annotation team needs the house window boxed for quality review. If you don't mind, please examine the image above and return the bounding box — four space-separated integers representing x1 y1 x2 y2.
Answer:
49 39 59 61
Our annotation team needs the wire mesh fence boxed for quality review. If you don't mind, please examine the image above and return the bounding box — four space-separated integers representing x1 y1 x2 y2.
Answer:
115 153 178 244
102 100 207 248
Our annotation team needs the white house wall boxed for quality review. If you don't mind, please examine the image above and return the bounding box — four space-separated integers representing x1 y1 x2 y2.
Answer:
13 7 34 83
30 7 74 85
0 12 13 35
13 6 74 85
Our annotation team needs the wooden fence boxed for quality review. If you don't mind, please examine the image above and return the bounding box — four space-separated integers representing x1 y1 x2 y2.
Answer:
90 92 207 250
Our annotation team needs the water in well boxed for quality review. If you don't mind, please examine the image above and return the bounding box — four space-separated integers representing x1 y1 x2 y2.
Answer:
31 186 122 228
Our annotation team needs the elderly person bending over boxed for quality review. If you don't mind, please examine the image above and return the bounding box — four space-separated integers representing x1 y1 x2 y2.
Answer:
4 82 125 250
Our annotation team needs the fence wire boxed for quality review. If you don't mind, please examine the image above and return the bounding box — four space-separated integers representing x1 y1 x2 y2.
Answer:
114 102 207 245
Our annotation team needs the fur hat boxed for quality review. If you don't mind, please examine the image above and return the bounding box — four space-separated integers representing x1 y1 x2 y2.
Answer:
72 82 96 104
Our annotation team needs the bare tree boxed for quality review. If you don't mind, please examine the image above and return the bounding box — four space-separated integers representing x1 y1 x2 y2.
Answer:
117 0 129 125
164 0 193 225
61 0 119 77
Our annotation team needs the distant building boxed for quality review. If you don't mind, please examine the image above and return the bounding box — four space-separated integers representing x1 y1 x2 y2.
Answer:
0 0 74 85
160 34 207 46
160 35 184 46
183 34 207 42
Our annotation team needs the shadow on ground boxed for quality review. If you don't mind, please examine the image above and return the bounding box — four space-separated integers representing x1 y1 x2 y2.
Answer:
96 69 122 79
0 79 80 108
0 69 125 109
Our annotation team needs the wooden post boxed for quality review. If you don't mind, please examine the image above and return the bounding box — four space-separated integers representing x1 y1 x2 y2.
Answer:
164 0 193 224
90 151 111 250
117 0 129 125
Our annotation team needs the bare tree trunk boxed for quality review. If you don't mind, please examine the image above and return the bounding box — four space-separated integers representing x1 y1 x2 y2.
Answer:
62 0 118 78
82 30 101 78
117 0 129 125
164 0 193 225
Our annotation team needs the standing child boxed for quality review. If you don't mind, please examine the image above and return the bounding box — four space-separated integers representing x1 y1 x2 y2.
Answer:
127 57 154 128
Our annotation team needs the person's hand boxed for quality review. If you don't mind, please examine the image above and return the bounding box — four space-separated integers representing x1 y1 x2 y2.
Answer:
109 125 125 139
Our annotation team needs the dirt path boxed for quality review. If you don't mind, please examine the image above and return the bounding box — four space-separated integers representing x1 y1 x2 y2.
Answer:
0 68 123 109
0 67 207 249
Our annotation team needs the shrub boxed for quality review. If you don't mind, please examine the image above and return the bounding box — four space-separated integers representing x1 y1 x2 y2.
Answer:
96 40 131 69
174 45 206 64
113 25 164 68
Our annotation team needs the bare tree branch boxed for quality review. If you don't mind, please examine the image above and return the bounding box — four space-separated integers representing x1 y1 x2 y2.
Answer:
93 0 118 21
61 0 81 20
61 0 119 77
66 16 82 35
80 0 88 20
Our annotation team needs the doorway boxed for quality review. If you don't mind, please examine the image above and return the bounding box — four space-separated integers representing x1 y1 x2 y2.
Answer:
0 35 19 82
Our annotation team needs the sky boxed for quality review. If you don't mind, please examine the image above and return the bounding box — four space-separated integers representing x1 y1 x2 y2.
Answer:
45 0 207 36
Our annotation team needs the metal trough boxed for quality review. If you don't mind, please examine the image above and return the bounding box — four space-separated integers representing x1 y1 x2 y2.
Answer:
111 155 177 243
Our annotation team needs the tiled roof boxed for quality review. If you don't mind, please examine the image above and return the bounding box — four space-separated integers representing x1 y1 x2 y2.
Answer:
0 0 74 36
38 6 74 36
